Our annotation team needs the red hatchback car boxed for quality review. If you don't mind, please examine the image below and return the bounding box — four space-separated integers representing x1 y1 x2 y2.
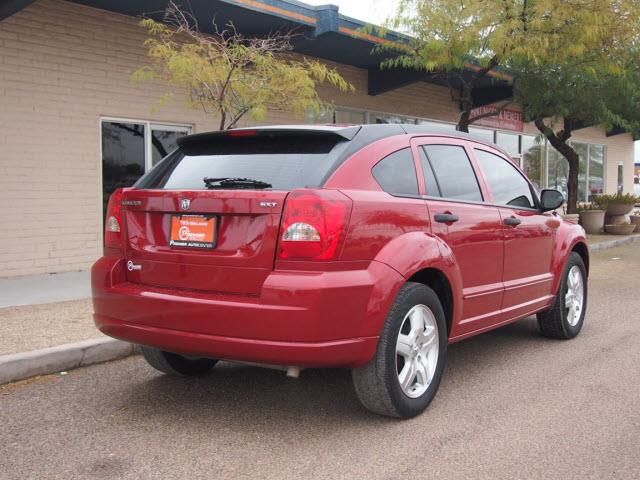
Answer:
92 124 589 418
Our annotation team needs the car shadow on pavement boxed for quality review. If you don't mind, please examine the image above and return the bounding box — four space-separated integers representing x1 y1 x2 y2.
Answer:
117 316 554 426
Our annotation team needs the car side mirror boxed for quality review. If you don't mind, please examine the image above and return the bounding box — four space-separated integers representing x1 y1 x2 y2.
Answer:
540 189 565 212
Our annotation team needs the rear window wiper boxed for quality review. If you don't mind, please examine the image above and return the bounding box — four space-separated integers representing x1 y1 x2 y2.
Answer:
203 177 272 190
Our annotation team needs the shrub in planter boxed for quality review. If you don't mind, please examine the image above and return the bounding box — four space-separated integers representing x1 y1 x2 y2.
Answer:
577 203 605 234
593 193 639 216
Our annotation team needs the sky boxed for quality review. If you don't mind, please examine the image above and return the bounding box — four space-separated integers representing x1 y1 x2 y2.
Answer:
301 0 400 27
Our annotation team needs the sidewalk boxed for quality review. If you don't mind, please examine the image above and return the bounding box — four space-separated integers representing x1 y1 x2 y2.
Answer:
1 232 639 384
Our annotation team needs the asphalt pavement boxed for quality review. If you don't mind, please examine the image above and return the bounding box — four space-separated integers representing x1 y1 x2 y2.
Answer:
1 244 639 479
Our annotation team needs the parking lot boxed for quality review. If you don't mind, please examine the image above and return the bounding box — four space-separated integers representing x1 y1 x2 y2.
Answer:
1 243 639 480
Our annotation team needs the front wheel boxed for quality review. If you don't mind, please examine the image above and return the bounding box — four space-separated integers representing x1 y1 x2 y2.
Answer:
140 346 218 376
537 252 588 339
352 282 447 418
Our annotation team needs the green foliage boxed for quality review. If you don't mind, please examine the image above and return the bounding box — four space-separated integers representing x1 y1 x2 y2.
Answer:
133 7 353 130
385 0 640 213
593 193 640 207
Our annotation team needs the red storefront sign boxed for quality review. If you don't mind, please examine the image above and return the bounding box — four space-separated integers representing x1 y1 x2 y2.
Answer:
471 106 524 132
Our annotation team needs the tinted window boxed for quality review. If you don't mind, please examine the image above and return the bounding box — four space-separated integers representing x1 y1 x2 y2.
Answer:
423 145 482 202
372 148 419 195
101 121 145 219
139 134 344 190
475 149 535 208
419 147 441 196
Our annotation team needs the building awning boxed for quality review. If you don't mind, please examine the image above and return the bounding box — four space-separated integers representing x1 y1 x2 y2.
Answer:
2 0 512 106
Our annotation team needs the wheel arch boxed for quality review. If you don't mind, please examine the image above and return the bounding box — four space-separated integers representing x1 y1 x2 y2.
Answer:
407 268 454 338
571 241 590 276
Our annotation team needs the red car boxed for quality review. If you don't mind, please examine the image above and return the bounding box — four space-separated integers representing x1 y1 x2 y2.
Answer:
92 125 589 418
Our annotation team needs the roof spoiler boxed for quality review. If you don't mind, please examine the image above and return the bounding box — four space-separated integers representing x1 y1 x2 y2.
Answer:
177 125 362 147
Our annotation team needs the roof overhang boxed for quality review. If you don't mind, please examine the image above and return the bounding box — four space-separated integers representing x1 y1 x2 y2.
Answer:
2 0 512 104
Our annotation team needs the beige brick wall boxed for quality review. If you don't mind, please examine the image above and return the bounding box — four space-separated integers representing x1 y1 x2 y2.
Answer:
0 0 635 277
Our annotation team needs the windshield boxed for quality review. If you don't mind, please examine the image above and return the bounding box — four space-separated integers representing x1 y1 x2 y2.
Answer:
136 133 348 191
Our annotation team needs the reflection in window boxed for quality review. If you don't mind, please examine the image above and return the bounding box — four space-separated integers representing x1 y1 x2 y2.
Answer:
572 142 589 203
101 121 145 220
151 129 186 166
424 145 483 202
521 135 543 190
335 109 366 124
475 149 534 208
372 148 419 195
548 147 569 199
589 145 605 200
496 131 520 157
468 127 494 143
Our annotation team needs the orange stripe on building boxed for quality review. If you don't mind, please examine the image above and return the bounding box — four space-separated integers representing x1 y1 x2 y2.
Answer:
232 0 317 25
338 26 410 51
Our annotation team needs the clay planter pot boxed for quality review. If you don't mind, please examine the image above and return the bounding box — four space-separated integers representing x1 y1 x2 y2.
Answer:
606 203 635 216
604 224 637 235
562 214 580 225
630 215 640 233
578 210 605 234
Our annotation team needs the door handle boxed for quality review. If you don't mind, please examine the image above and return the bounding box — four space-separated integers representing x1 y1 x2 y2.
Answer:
504 216 522 227
434 213 459 223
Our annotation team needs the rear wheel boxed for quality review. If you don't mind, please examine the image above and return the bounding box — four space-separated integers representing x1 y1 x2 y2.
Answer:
537 252 588 339
352 282 447 418
140 346 218 376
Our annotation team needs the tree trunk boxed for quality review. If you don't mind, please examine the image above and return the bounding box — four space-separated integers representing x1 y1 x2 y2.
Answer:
534 116 580 214
457 82 473 133
456 55 500 133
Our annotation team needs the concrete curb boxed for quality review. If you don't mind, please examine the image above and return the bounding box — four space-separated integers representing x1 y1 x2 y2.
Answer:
0 338 137 385
590 234 640 252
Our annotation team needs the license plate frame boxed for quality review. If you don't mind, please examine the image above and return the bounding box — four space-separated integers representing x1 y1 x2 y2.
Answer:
169 214 218 249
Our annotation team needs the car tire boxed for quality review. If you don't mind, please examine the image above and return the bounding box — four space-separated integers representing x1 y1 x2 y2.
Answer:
537 252 588 339
351 282 447 418
140 346 218 376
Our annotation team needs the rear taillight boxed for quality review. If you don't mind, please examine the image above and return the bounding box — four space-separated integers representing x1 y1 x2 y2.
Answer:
104 188 124 252
279 189 352 261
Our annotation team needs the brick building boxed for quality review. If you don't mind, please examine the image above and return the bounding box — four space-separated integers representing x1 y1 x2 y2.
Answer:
0 0 636 277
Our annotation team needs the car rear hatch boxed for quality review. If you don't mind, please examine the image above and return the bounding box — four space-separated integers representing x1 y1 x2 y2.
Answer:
120 126 359 295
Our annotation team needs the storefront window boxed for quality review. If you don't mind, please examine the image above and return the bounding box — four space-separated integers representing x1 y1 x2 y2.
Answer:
588 145 605 200
335 109 366 124
418 120 457 131
496 131 520 157
101 119 190 223
468 126 494 143
521 135 543 190
373 113 416 124
572 142 589 203
548 147 569 199
618 163 624 193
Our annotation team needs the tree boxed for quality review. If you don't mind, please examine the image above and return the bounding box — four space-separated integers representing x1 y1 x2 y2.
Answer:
515 54 640 212
385 0 638 132
133 3 353 130
385 0 640 213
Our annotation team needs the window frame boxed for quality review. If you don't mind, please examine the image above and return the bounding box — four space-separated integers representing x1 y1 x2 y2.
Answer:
100 117 192 173
411 138 485 205
371 147 421 197
472 146 541 212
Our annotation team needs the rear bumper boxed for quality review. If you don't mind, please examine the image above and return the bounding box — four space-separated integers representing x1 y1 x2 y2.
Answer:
91 256 403 367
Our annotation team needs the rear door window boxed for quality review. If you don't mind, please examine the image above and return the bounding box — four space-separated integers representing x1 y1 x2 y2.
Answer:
138 133 346 191
475 149 535 208
372 148 419 196
423 145 483 202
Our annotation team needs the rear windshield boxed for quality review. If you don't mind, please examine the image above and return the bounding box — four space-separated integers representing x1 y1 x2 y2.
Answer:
136 133 347 190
